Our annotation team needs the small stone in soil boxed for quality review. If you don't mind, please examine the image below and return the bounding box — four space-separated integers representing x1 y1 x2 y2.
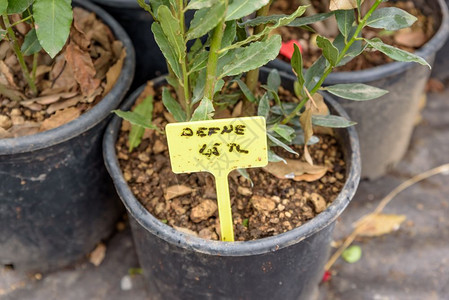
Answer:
251 195 276 212
309 193 327 213
190 199 218 223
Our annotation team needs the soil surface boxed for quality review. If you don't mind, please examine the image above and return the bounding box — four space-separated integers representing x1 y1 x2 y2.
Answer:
115 83 346 241
271 0 436 70
0 8 125 138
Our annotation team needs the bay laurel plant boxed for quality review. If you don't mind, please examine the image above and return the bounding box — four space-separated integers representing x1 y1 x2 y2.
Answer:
116 0 429 165
0 0 73 97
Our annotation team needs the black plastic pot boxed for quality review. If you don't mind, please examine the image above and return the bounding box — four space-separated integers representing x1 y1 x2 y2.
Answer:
0 0 135 273
432 0 449 81
90 0 167 89
267 0 449 179
103 69 361 299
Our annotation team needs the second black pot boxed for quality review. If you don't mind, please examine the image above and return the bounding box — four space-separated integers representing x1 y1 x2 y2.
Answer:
0 0 135 272
103 70 361 299
90 0 167 89
267 0 449 179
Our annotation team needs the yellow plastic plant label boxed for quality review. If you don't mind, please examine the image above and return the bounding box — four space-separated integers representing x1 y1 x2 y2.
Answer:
166 117 268 242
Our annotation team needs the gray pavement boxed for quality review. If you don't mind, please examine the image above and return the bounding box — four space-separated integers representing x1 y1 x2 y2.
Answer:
2 89 449 300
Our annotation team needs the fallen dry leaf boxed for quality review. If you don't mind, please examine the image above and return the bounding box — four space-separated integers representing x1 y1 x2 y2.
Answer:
299 105 314 165
263 158 328 182
104 48 126 95
394 28 427 48
329 0 361 11
354 214 406 237
46 96 83 114
39 107 81 132
89 243 106 267
0 61 17 88
164 185 193 200
231 100 243 117
65 41 101 97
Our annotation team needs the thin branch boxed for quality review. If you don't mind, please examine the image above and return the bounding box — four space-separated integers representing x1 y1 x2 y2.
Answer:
325 163 449 271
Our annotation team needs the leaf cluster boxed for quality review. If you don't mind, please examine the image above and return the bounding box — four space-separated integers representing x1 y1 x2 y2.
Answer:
119 0 429 165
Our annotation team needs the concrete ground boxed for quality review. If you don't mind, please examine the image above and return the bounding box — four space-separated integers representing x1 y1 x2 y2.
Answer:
1 88 448 300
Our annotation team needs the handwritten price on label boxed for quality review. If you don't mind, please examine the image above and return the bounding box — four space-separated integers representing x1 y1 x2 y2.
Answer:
166 117 268 241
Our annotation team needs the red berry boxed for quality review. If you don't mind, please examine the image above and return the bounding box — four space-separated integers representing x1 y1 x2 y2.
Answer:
322 270 332 283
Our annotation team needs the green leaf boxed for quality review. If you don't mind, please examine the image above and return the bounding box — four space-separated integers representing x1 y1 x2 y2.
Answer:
33 0 72 58
128 95 154 152
0 1 8 14
237 168 253 187
186 2 226 41
333 29 366 66
214 79 225 94
267 69 281 93
21 28 42 56
335 10 355 39
152 22 182 80
311 115 356 128
144 0 170 18
137 0 153 15
288 12 334 27
162 88 186 122
0 29 6 42
258 93 270 118
190 97 215 121
185 0 218 10
221 35 282 78
268 149 287 163
267 133 298 155
292 133 320 146
291 44 304 88
158 5 185 60
324 83 389 101
226 0 270 21
342 245 362 263
221 21 236 48
229 6 306 50
189 50 209 73
305 56 328 91
192 69 206 104
235 78 257 103
113 110 158 130
316 36 339 66
271 124 295 143
7 0 33 14
366 7 417 31
365 38 430 68
239 12 333 28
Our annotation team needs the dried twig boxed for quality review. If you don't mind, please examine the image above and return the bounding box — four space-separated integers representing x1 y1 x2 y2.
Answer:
325 163 449 271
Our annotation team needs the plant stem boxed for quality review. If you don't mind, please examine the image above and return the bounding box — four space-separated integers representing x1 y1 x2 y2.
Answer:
2 14 38 96
9 15 33 27
32 53 38 83
178 0 191 119
245 0 272 95
281 0 382 125
203 1 228 100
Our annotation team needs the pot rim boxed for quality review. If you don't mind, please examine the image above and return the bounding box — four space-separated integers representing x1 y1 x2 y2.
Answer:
103 69 361 256
91 0 142 9
0 0 136 155
274 0 449 84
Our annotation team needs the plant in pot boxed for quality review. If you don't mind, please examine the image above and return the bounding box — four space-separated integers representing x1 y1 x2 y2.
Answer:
265 0 449 179
0 0 135 272
103 0 428 298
